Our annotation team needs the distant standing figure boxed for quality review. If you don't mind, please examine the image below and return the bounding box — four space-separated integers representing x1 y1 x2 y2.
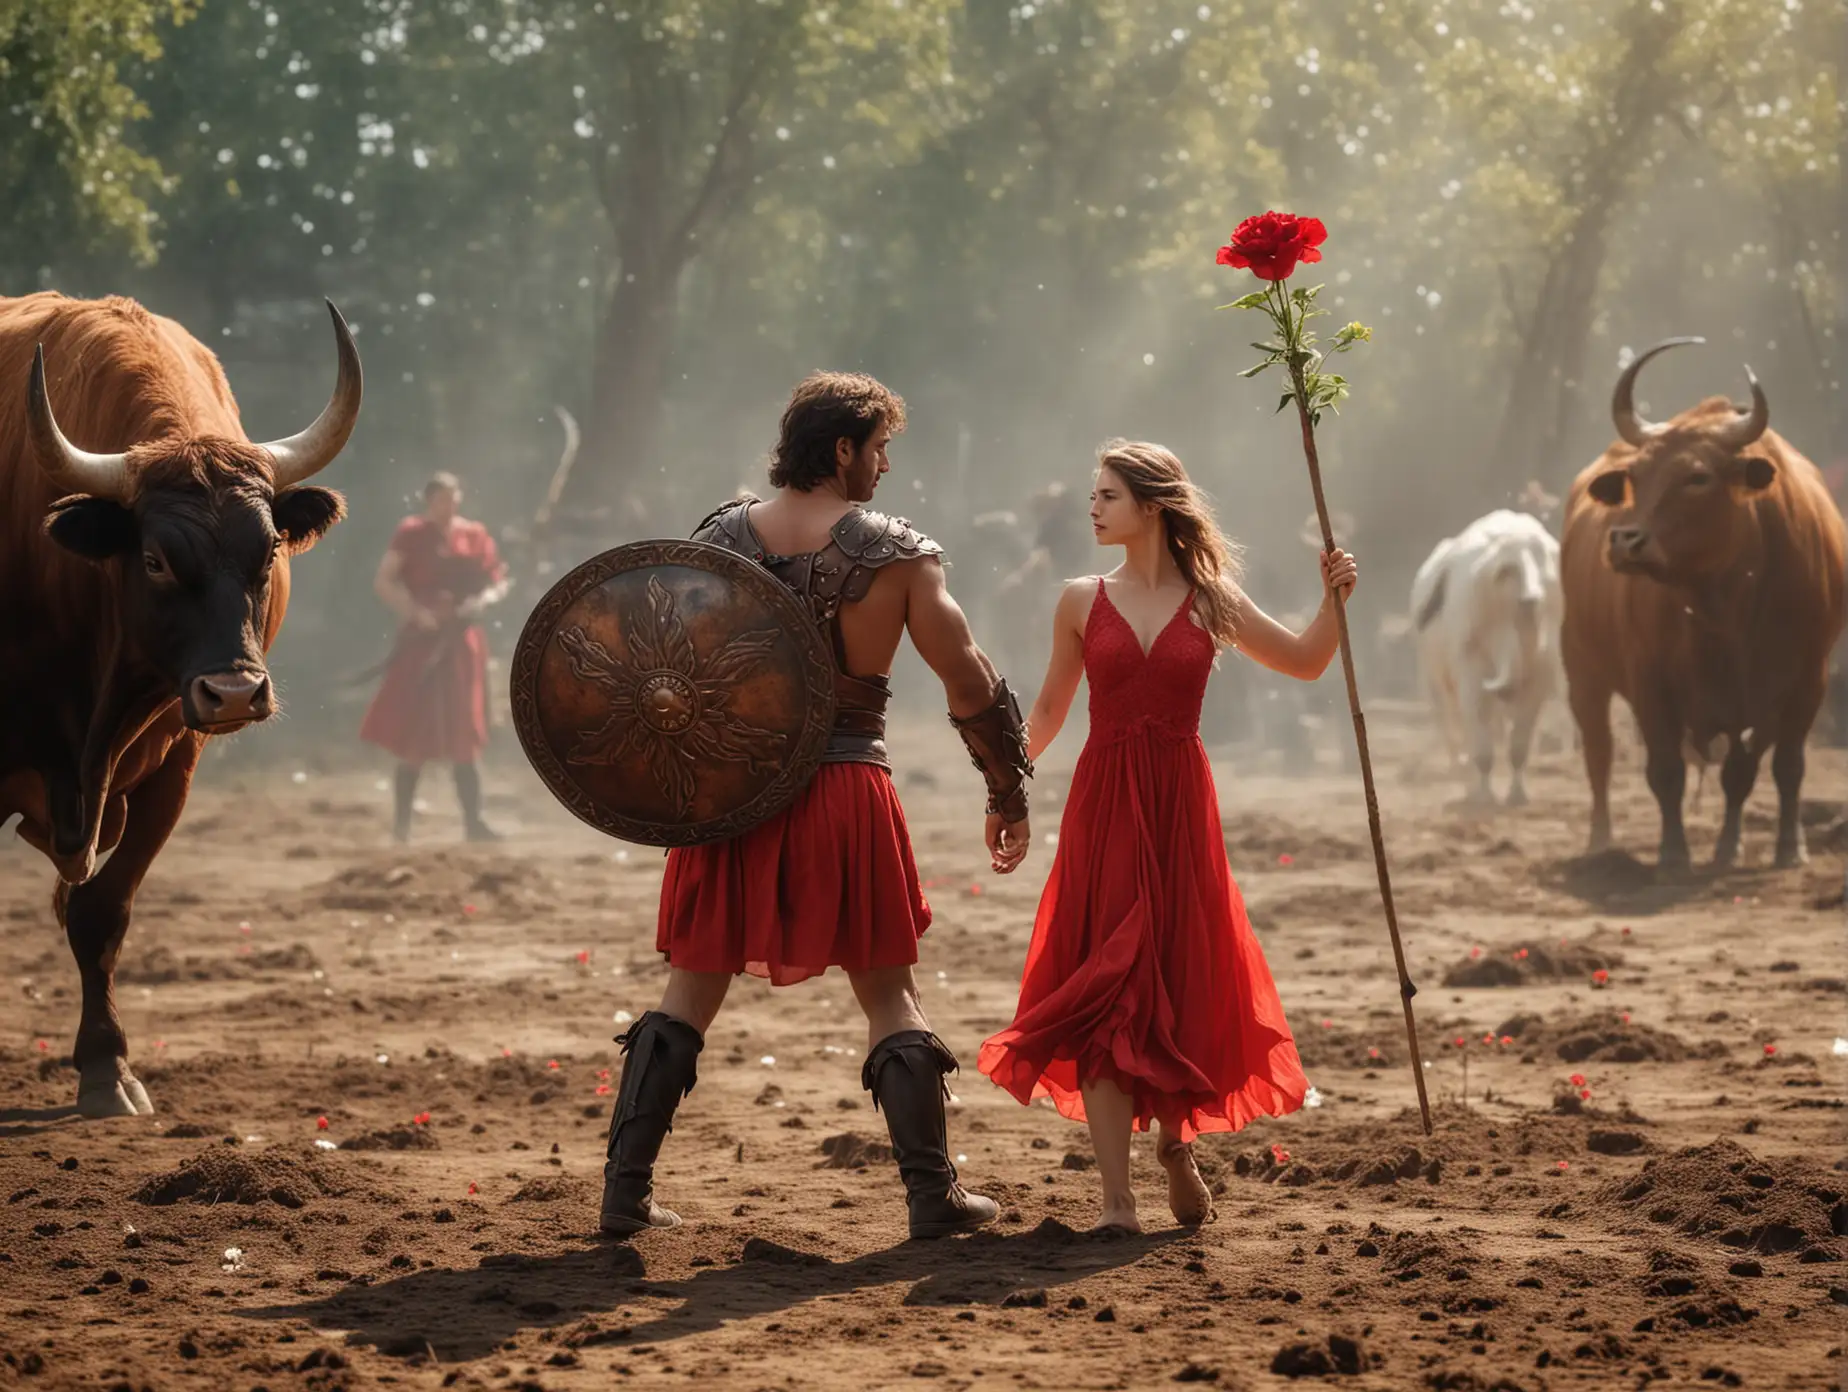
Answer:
1410 509 1564 806
362 472 512 842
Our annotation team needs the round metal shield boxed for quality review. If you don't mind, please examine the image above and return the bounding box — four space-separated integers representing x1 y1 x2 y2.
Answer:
509 540 835 847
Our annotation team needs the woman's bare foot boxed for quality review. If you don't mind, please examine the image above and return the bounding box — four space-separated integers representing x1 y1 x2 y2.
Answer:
1093 1190 1141 1234
1157 1137 1214 1225
1092 1206 1142 1235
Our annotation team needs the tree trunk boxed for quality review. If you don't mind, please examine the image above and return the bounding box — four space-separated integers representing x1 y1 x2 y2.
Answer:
575 266 680 532
1489 0 1686 492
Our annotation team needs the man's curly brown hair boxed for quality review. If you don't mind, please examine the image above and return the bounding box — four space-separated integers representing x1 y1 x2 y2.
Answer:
769 372 907 491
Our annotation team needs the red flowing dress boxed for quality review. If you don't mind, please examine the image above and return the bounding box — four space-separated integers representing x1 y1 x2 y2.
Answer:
978 580 1308 1140
360 516 504 765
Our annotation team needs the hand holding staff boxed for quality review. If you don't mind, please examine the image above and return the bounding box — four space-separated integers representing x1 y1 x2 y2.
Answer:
1217 210 1433 1135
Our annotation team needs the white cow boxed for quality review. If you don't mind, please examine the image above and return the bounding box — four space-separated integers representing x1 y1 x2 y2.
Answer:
1410 509 1565 806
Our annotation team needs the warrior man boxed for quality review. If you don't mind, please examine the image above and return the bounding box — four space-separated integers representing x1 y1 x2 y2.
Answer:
600 372 1034 1240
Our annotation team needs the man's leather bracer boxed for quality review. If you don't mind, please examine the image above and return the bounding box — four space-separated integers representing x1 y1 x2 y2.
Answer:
948 677 1032 824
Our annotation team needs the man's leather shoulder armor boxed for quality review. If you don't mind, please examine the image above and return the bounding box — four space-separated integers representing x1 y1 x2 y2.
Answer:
690 494 760 552
833 509 943 568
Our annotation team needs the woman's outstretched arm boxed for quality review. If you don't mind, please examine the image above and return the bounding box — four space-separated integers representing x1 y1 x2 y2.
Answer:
1232 548 1358 681
1025 578 1094 762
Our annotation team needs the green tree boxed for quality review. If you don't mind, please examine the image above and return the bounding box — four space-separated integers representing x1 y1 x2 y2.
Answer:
0 0 194 274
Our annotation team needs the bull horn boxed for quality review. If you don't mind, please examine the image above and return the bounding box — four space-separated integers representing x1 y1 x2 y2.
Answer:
1711 363 1770 451
26 346 131 501
260 299 364 489
1611 335 1705 447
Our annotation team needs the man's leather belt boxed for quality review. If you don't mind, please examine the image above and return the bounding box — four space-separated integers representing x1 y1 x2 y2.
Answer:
825 671 891 767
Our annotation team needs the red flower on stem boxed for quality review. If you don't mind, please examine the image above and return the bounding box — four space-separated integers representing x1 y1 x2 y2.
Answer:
1569 1072 1586 1087
1216 211 1327 281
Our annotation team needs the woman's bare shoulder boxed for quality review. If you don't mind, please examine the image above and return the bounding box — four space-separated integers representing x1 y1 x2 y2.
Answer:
1055 575 1103 626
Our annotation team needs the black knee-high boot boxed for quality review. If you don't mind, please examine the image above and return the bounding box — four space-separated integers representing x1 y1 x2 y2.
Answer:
392 763 420 843
862 1031 999 1239
601 1012 703 1237
453 762 499 841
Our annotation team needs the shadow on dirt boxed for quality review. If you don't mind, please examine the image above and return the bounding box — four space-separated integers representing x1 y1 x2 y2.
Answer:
241 1218 1182 1362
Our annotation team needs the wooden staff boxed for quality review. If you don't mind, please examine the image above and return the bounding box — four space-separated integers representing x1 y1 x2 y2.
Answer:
1285 360 1433 1137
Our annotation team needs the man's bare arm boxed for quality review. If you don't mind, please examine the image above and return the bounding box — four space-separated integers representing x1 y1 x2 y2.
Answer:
904 556 1002 718
458 574 513 619
373 550 423 624
905 557 1032 867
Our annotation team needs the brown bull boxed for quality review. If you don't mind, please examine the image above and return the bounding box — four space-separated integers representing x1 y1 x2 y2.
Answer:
1560 337 1846 871
0 293 361 1116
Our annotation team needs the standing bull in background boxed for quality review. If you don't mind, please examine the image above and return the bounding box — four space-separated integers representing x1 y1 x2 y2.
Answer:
1560 337 1845 870
0 294 360 1115
1411 508 1564 806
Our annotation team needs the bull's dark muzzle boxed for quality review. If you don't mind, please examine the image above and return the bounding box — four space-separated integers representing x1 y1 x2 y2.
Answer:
185 669 273 728
1607 526 1650 569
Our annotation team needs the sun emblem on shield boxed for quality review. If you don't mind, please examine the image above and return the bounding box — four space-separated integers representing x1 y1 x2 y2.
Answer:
555 576 789 816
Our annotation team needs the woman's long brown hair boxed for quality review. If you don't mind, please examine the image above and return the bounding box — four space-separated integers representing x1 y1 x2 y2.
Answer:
1096 439 1245 649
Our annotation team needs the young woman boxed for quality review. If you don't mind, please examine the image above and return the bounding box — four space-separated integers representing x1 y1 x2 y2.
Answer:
977 440 1357 1232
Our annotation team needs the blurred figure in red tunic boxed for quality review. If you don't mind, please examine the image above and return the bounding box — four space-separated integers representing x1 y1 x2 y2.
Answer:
361 472 511 842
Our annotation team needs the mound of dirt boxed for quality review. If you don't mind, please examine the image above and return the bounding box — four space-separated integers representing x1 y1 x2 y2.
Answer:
132 1149 346 1209
1443 939 1623 988
1497 1010 1724 1065
309 851 559 919
817 1133 893 1169
1579 1139 1846 1257
1223 813 1365 868
1270 1329 1368 1377
1378 1229 1481 1278
1292 1023 1402 1071
506 1176 593 1204
340 1125 440 1152
117 942 320 984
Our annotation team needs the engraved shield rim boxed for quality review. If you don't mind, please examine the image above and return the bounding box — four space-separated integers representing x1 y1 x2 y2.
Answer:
509 539 836 846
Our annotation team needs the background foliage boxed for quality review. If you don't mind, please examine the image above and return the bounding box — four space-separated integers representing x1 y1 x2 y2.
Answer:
2 0 1841 729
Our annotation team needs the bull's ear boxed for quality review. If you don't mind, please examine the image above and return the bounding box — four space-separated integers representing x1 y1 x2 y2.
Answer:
1587 471 1629 506
273 486 347 555
1731 455 1776 493
45 496 137 561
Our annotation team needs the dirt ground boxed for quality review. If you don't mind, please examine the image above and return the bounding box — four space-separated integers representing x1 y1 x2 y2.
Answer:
1 703 1844 1392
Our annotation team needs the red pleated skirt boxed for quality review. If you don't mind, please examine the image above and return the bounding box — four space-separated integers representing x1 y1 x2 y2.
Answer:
360 625 491 764
978 730 1308 1142
656 762 932 986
